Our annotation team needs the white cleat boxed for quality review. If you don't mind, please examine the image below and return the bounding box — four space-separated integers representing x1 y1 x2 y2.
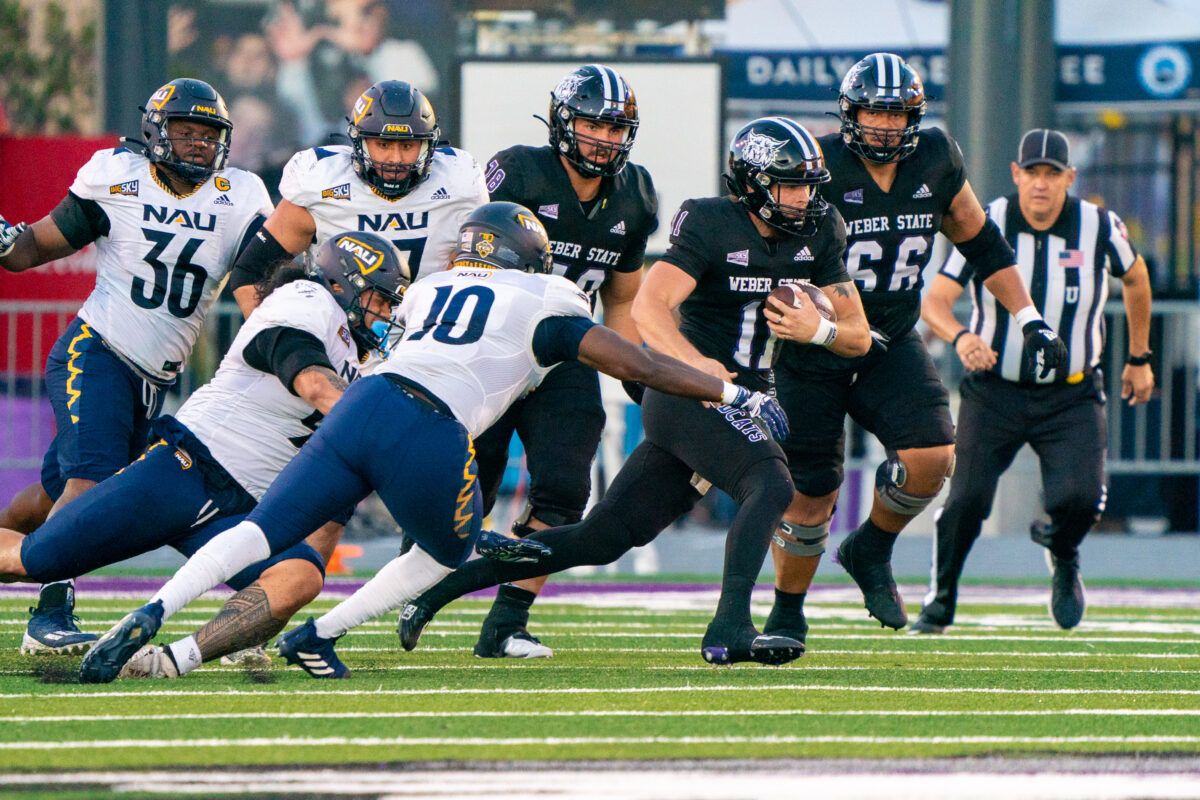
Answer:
118 645 179 679
498 633 553 659
220 645 272 666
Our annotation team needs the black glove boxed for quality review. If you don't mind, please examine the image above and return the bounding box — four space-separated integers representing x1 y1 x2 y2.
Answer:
621 380 646 405
1022 320 1069 379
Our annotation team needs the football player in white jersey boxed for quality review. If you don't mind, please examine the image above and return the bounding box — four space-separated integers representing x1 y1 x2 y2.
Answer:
0 78 273 653
0 231 406 679
226 79 488 317
80 202 789 682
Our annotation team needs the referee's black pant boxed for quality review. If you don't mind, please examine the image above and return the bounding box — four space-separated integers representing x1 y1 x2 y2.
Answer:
922 370 1108 625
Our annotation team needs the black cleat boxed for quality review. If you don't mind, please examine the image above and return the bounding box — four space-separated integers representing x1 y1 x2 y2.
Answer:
701 623 804 666
908 613 947 635
397 600 434 652
473 625 553 659
763 608 808 647
1045 550 1086 630
79 600 163 684
475 529 552 564
835 533 908 629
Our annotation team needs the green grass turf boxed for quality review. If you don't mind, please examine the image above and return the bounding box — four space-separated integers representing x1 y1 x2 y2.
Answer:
0 589 1196 771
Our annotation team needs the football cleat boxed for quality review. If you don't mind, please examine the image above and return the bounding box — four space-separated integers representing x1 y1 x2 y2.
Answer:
763 607 809 646
277 618 350 679
701 623 804 666
908 615 947 635
79 600 164 684
118 645 179 679
475 529 552 563
397 600 434 651
474 627 553 659
835 533 908 629
220 645 271 666
21 582 98 655
1045 550 1086 630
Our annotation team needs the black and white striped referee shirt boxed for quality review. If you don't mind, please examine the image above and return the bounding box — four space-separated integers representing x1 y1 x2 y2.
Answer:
939 194 1138 384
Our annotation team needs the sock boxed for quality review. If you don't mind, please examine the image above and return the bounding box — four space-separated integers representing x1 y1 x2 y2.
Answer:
853 518 901 560
314 545 453 640
765 589 808 640
151 521 271 620
167 635 202 676
772 588 806 616
485 584 537 630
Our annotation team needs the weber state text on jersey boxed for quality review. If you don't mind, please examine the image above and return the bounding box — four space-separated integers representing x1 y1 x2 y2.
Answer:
280 144 488 281
176 279 362 500
378 267 592 437
485 145 657 297
65 147 272 381
821 126 966 341
660 197 849 392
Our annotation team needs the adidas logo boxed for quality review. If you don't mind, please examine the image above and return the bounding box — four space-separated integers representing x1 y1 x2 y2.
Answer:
794 246 814 262
726 249 749 267
913 183 932 199
297 650 335 676
430 186 449 200
538 203 559 220
213 194 234 206
610 220 626 235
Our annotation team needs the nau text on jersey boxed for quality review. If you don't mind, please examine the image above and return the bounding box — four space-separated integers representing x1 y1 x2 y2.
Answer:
142 205 217 231
846 213 934 236
357 211 430 232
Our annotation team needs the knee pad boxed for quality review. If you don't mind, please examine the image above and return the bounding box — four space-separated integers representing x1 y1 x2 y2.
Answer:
773 519 830 556
875 458 936 517
511 504 583 538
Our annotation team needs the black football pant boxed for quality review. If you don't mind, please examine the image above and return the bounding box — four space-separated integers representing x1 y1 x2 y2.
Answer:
923 371 1107 625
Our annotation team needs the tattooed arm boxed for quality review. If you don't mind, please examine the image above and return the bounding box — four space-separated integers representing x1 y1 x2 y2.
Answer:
819 280 871 357
293 365 346 415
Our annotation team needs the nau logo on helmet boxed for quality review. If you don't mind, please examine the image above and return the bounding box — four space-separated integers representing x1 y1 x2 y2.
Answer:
149 84 176 110
554 73 586 101
109 180 139 197
214 176 231 192
475 233 496 259
741 131 788 169
516 213 545 235
191 105 218 115
322 183 352 200
352 93 373 125
382 124 411 134
336 236 385 274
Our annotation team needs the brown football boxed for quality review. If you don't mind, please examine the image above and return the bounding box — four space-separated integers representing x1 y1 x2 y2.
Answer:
766 281 836 321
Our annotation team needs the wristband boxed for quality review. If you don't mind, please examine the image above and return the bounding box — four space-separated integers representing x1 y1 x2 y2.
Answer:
951 329 970 347
1127 351 1152 367
720 382 740 405
812 317 838 348
1014 305 1043 329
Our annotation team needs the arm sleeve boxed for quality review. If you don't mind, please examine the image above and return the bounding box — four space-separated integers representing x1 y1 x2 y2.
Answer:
811 208 851 286
49 192 110 249
531 315 597 367
229 225 293 292
484 150 522 200
658 201 711 281
1104 209 1139 277
242 326 334 396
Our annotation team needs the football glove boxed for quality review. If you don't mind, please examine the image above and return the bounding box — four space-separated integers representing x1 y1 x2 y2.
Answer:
0 215 28 259
729 386 790 441
621 380 646 405
1022 320 1069 379
475 529 552 564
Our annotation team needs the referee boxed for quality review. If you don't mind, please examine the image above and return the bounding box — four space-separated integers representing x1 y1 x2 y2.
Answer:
915 128 1154 632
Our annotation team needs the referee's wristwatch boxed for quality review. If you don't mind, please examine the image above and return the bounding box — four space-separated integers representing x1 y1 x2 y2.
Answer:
1127 351 1153 367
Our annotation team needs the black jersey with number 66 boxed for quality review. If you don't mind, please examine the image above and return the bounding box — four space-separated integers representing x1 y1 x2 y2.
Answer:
660 197 849 392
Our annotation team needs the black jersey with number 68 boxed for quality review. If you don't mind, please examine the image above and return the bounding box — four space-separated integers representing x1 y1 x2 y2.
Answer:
484 145 658 299
660 197 849 392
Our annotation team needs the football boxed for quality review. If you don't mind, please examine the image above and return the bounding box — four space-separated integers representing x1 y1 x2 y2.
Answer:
765 281 837 321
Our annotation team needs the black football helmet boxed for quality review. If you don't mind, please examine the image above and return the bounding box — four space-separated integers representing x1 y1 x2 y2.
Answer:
309 231 411 351
838 52 928 163
547 64 639 178
141 78 232 184
452 202 553 274
347 81 440 199
725 117 830 237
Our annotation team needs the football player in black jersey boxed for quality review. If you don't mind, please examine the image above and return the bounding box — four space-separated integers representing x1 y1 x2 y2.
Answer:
464 65 658 659
766 53 1069 636
397 117 871 666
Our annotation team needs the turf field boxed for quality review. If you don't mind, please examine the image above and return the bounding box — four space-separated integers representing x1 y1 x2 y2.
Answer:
0 576 1196 790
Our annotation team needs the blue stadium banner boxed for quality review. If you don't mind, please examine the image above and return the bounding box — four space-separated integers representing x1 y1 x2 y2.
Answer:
722 42 1200 108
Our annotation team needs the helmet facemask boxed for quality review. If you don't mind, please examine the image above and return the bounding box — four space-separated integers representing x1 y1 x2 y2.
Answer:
742 172 830 237
840 102 923 164
551 108 638 178
146 112 231 184
350 133 435 199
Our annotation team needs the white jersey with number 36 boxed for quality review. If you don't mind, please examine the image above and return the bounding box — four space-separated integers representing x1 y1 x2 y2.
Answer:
71 147 272 381
376 268 592 437
278 145 488 282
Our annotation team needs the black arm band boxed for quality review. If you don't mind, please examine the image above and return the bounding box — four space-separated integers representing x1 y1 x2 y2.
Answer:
532 316 597 367
230 227 294 292
243 326 333 395
49 193 109 249
953 218 1015 281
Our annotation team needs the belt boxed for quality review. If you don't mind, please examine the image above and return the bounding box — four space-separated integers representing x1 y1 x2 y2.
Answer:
384 374 454 418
